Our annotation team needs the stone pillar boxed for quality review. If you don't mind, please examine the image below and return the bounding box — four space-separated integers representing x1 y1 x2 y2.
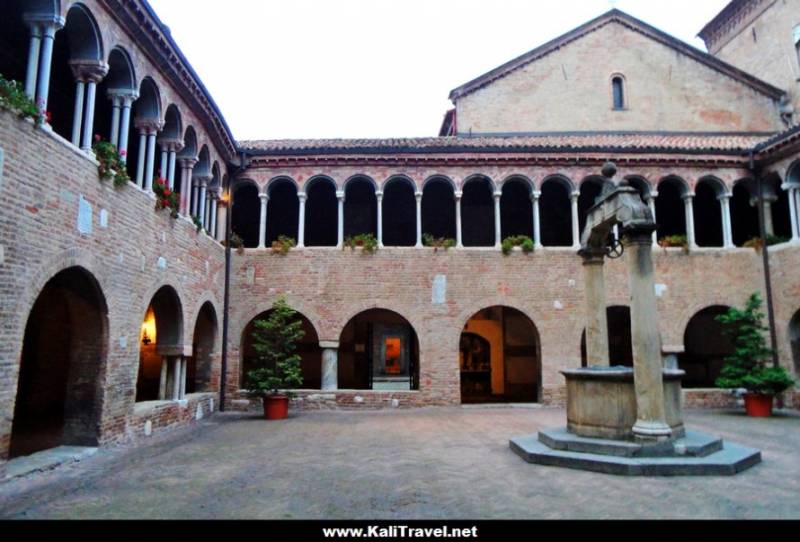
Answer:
415 191 423 248
321 344 339 391
165 140 183 190
216 200 228 242
158 358 168 401
135 127 147 187
191 179 201 218
298 192 307 248
494 190 502 248
683 194 697 249
337 190 345 248
581 250 610 367
108 94 122 147
647 192 658 246
763 198 775 237
532 190 542 248
570 192 580 249
179 357 187 400
258 193 269 248
625 230 672 441
376 190 384 248
198 179 209 229
144 128 158 192
80 80 98 151
70 80 85 147
210 193 219 240
455 190 463 248
118 93 137 163
178 158 198 215
23 22 43 99
171 357 181 400
34 19 62 116
785 186 800 241
159 143 169 181
719 194 734 249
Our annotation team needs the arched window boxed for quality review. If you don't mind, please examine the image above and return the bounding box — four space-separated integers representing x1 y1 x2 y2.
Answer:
611 75 625 110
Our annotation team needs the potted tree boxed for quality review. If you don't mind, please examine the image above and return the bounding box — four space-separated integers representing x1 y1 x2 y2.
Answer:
715 293 795 417
244 298 305 420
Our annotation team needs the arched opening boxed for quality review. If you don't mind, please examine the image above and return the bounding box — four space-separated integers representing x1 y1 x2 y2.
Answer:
11 266 107 458
305 177 338 247
267 179 299 246
694 178 724 247
382 178 416 247
768 174 792 240
126 78 161 183
176 126 198 199
422 177 456 241
231 182 260 248
462 176 495 247
0 1 47 86
501 178 533 239
344 176 377 238
540 177 572 247
460 306 540 404
790 309 800 378
612 75 625 110
580 306 633 367
656 177 688 241
578 177 609 235
626 176 651 204
731 181 760 247
240 308 322 390
339 309 419 391
191 146 211 219
679 306 733 388
136 286 184 402
187 302 218 394
96 47 136 147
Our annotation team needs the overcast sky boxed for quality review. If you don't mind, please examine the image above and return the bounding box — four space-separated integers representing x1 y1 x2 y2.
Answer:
147 0 730 141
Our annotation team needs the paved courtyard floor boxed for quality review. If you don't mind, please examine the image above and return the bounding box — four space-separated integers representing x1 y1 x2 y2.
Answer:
0 407 798 519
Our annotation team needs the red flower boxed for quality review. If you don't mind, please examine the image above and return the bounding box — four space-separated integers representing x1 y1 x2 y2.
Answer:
45 111 52 124
120 150 127 157
94 134 101 142
163 189 171 197
155 179 165 187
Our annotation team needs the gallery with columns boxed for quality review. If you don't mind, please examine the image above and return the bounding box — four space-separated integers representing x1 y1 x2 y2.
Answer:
1 0 800 470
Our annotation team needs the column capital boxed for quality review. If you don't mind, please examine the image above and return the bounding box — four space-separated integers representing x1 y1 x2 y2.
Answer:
681 192 695 201
455 190 463 200
647 190 659 200
415 191 423 201
716 193 732 202
493 191 502 199
750 195 778 206
298 192 308 202
781 182 799 192
194 174 212 187
134 117 164 135
531 190 541 201
259 193 270 202
570 192 580 202
158 137 184 153
179 157 198 170
69 59 109 83
375 190 384 200
23 14 65 33
336 190 345 201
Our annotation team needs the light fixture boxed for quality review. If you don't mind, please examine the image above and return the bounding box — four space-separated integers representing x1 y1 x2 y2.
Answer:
142 329 152 345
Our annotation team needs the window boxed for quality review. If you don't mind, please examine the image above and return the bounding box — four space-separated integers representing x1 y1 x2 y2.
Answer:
612 76 625 110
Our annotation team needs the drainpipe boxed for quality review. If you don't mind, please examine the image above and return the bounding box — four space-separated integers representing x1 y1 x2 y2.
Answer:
750 150 780 368
220 150 247 411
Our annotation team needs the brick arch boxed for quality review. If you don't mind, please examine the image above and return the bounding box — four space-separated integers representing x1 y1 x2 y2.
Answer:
138 278 189 353
453 296 543 355
190 291 222 354
328 301 424 345
499 174 534 192
666 298 743 350
234 297 326 349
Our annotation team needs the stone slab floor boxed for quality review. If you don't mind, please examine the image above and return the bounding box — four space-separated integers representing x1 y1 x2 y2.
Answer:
0 408 798 519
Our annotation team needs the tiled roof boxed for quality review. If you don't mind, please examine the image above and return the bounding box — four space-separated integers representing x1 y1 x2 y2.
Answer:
239 133 774 155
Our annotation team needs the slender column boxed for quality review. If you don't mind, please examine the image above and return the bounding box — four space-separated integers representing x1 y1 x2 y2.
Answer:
199 180 209 228
455 191 463 248
336 191 345 248
581 251 610 367
80 80 99 151
216 201 228 242
118 94 137 163
171 357 181 400
24 23 43 99
376 190 384 248
258 193 269 248
321 348 339 391
761 197 775 237
159 143 169 181
35 20 61 116
210 194 219 241
532 191 542 249
626 230 671 441
178 158 198 215
719 194 734 249
570 192 580 249
166 142 181 190
179 358 187 400
109 94 122 147
647 192 658 246
70 80 85 146
494 191 502 248
786 186 800 241
415 191 423 248
144 129 158 192
191 179 200 218
297 192 307 248
135 128 147 187
158 358 168 401
683 194 697 249
204 195 211 232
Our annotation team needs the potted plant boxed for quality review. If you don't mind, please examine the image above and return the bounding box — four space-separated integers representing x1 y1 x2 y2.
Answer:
343 233 378 253
92 135 130 187
244 298 305 420
423 234 456 252
501 235 535 256
658 234 689 252
271 235 296 255
715 293 795 417
228 233 245 255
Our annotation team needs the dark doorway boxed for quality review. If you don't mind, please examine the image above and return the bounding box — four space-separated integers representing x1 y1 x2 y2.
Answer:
656 178 687 241
187 302 218 394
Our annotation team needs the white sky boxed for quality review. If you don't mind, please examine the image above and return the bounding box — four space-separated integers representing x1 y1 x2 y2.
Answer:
147 0 731 141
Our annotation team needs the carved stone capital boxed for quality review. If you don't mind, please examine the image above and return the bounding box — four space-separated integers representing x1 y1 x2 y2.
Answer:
69 59 109 83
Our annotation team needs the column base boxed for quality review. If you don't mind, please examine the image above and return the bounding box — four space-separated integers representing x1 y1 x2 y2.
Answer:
633 420 673 442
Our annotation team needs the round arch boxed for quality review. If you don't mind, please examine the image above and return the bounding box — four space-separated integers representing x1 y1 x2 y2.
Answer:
501 176 533 240
422 176 456 242
422 175 457 192
679 305 733 388
540 175 574 247
461 175 495 247
64 3 103 61
188 301 219 394
383 176 416 246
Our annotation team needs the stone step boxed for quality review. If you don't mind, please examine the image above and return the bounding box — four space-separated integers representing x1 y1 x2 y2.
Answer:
538 427 723 458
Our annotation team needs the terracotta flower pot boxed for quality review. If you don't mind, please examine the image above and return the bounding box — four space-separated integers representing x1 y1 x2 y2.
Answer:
263 395 289 420
744 393 774 417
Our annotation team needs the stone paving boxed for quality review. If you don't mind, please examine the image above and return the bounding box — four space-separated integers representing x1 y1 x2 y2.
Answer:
0 407 798 519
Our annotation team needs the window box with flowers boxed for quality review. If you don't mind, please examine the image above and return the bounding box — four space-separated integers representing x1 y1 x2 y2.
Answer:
153 178 179 219
0 74 48 126
92 135 130 188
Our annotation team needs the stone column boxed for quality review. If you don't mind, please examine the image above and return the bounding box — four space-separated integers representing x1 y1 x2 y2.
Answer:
158 358 168 401
581 250 610 367
455 190 463 248
191 179 201 218
159 142 169 181
171 357 181 400
298 192 307 248
626 230 672 441
531 190 542 249
494 190 502 248
198 179 209 228
34 18 63 116
165 140 183 190
415 191 423 248
719 194 734 249
683 194 697 249
258 193 269 248
376 190 384 248
216 199 228 242
135 126 148 187
118 93 137 163
784 186 800 241
321 344 339 391
178 158 198 216
80 80 99 151
144 127 159 192
647 192 658 246
337 190 345 248
70 79 85 147
210 192 219 241
108 94 122 147
23 21 43 99
570 192 580 249
179 357 187 400
753 195 777 237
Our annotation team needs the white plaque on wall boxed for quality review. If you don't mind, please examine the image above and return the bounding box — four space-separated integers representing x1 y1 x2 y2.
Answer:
77 195 92 235
432 274 447 305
